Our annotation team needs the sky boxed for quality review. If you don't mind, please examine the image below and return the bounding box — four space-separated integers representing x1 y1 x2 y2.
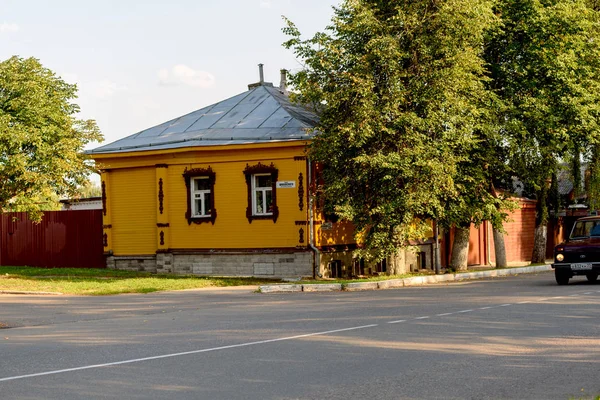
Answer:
0 0 340 150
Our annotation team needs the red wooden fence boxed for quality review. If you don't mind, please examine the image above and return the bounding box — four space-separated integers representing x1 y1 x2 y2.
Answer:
0 210 105 269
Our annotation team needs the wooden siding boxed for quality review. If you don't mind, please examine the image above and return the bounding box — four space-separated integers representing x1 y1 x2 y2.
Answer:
99 144 320 254
109 167 156 255
167 157 307 249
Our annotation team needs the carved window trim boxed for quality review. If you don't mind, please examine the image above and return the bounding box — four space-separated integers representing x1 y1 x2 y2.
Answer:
298 172 304 211
243 162 279 223
183 167 217 225
158 178 164 214
101 181 107 216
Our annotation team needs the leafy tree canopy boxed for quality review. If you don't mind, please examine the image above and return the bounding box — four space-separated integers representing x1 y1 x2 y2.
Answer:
284 0 503 260
0 56 102 219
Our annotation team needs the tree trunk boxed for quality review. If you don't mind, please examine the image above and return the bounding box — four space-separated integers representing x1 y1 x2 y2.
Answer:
450 226 470 271
388 248 407 275
492 227 507 268
531 224 548 264
531 184 549 264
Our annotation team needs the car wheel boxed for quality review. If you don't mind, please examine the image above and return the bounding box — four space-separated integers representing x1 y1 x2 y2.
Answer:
586 273 598 282
555 270 570 285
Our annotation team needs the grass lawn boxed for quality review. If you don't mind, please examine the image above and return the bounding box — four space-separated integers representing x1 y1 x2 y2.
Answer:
0 264 544 296
0 266 282 296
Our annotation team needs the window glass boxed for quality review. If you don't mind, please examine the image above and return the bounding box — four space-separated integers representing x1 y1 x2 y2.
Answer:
203 192 212 215
194 198 203 216
192 177 211 217
265 190 273 213
195 178 210 191
571 221 600 238
256 190 264 214
256 175 272 188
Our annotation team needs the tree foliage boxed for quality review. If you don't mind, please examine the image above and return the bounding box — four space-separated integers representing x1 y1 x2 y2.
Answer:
0 56 102 219
284 0 506 260
484 0 600 261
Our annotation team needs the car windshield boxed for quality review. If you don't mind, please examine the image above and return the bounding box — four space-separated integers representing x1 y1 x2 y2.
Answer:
570 220 600 239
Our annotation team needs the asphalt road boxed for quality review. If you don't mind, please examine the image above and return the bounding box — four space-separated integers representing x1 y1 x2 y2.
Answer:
0 272 599 400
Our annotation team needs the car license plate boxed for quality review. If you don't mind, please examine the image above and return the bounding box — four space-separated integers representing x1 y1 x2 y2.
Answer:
571 263 592 270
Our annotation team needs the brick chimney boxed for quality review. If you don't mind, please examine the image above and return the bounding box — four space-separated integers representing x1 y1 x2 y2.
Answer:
279 69 288 94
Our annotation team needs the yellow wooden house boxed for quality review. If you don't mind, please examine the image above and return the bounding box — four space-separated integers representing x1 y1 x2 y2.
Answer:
89 67 370 278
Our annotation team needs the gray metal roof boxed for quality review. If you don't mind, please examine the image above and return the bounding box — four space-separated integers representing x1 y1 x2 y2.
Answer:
88 85 319 155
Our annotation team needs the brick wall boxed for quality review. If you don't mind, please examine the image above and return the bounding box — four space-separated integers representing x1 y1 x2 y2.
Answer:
490 199 537 264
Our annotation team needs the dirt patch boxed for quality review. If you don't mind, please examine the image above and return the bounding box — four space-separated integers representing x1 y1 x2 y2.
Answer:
0 322 9 329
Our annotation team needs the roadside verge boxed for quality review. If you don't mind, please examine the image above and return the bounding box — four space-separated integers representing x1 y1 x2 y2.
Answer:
258 265 552 294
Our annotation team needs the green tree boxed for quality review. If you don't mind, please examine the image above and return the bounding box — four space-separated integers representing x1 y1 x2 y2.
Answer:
284 0 499 264
441 130 517 270
485 0 600 263
0 56 102 220
76 179 103 198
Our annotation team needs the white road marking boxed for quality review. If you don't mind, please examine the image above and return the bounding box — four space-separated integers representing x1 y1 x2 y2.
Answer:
0 324 379 383
2 291 597 384
436 312 453 316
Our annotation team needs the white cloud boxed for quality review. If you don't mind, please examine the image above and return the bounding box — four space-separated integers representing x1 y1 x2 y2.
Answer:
0 22 20 33
86 79 128 99
259 0 272 8
158 64 216 88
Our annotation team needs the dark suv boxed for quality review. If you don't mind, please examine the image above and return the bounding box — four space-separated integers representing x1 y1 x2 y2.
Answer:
552 216 600 285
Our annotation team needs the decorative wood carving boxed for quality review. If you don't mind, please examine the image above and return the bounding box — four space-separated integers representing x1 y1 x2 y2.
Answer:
155 164 168 168
159 231 165 246
299 228 305 244
295 221 307 226
102 224 112 229
294 156 307 161
183 167 217 225
101 181 107 216
298 172 304 211
158 178 164 214
156 223 170 228
103 232 108 247
243 162 279 223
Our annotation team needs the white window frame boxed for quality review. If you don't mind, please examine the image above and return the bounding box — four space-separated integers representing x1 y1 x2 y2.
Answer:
252 173 273 216
190 176 211 217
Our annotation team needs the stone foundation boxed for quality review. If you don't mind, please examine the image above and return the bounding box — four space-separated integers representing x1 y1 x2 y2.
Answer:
106 255 157 273
107 250 313 278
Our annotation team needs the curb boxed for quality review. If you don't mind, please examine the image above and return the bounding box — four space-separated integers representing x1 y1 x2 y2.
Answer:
0 290 63 295
258 265 552 294
302 284 342 292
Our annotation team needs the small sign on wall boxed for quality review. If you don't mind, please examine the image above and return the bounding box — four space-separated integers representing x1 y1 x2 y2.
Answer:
276 181 296 189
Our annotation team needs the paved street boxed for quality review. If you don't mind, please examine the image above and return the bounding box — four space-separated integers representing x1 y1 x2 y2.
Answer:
0 272 599 400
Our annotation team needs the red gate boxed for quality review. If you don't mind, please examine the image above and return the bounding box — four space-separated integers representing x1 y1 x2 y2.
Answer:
0 210 105 269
